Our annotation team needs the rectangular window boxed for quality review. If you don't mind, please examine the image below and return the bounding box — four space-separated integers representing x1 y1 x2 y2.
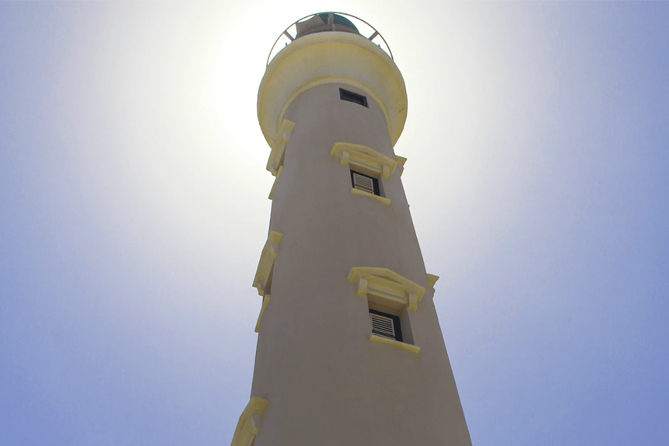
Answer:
369 309 403 342
350 170 380 196
340 88 368 107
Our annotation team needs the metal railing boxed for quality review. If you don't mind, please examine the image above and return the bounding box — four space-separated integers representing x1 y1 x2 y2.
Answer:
266 12 394 66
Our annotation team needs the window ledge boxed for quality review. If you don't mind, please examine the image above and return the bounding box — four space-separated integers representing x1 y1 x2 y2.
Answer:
369 334 420 354
351 188 391 206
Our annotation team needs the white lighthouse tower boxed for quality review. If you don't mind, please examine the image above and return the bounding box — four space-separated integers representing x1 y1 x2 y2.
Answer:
231 12 472 446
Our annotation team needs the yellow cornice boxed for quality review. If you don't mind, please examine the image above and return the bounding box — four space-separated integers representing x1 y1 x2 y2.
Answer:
348 267 425 312
258 32 407 148
331 142 397 179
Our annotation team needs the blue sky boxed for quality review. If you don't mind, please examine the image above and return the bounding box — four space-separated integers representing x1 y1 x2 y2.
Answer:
1 2 668 445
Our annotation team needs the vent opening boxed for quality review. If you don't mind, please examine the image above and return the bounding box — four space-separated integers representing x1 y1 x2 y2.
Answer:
340 88 368 107
369 309 403 342
351 170 380 196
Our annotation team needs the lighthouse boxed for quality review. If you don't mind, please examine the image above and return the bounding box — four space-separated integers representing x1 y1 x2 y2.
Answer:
231 12 472 446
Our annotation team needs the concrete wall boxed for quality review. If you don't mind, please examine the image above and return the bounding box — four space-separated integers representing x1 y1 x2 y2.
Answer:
251 83 471 446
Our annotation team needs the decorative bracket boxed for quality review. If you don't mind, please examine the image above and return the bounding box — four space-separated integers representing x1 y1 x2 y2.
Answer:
268 166 284 200
266 120 295 176
255 294 271 333
395 155 407 176
253 231 283 296
330 142 397 179
231 397 269 446
348 267 425 312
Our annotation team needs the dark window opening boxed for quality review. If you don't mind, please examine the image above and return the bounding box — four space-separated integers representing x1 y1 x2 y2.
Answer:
350 170 380 196
340 88 368 107
369 309 403 342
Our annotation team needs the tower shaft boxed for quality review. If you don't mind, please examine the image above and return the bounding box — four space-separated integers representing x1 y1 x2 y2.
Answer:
231 13 471 446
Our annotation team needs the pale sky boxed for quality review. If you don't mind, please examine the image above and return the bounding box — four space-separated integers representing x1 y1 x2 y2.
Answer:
1 2 668 445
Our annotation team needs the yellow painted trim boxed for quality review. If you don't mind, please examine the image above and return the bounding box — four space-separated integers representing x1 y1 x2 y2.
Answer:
258 32 407 148
231 397 269 446
266 120 295 176
268 166 284 200
331 142 397 179
348 267 426 312
395 155 407 177
254 294 271 333
350 188 391 206
252 231 283 296
427 274 440 288
369 334 420 354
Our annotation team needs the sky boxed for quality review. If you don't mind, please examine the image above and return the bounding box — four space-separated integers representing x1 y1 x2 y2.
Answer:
1 1 668 445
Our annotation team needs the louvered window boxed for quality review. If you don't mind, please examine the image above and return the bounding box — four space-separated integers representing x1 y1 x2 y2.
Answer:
340 88 368 107
369 309 402 342
351 170 379 196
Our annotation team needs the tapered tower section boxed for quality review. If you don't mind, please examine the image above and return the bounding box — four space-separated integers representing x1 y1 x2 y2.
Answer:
231 12 471 446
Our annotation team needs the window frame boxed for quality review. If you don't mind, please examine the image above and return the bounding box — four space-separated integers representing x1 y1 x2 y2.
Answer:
339 88 368 107
369 308 403 342
350 169 380 196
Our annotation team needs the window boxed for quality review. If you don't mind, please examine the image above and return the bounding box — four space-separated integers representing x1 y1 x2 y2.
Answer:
350 169 380 196
349 267 423 353
367 301 418 353
331 143 396 206
340 88 368 107
369 308 402 342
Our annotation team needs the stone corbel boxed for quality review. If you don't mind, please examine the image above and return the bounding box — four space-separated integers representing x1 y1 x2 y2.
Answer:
408 292 418 312
255 294 271 333
266 120 296 176
253 231 283 296
268 166 284 200
395 155 407 177
231 397 269 446
356 277 368 297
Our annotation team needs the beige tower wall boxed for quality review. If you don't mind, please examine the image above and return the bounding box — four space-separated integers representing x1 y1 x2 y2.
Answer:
250 83 472 446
